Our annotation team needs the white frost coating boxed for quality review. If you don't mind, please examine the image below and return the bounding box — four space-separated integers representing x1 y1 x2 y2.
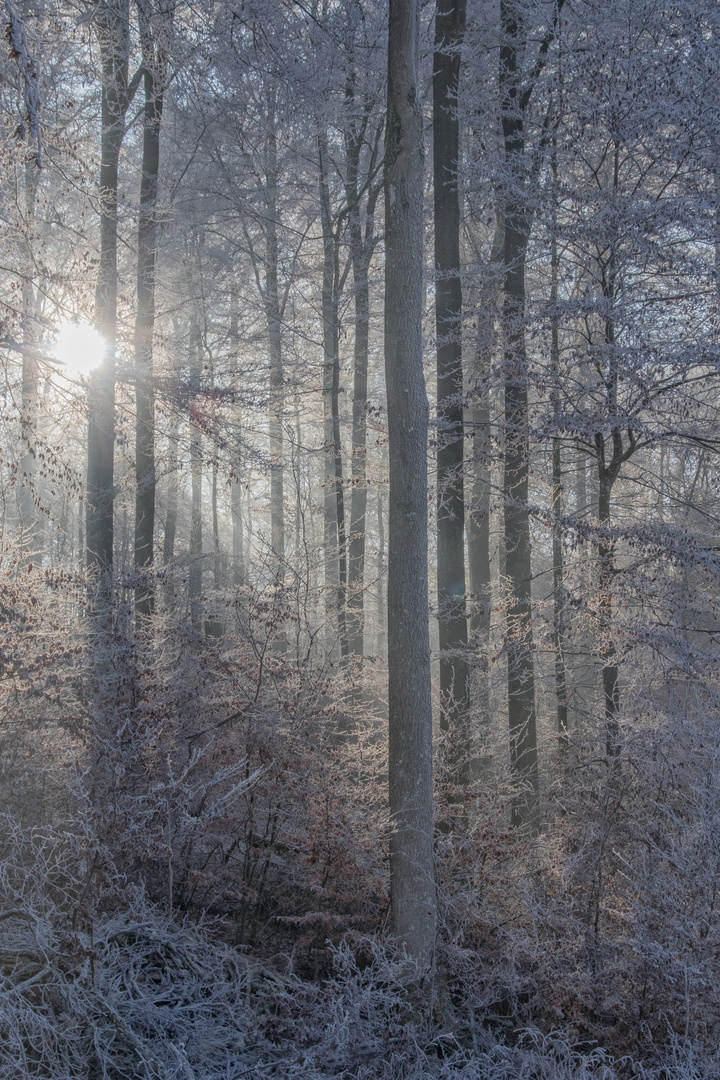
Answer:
5 0 42 168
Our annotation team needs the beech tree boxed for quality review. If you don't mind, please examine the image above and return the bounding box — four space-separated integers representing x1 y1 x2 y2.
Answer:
433 0 470 781
385 0 435 963
87 0 141 607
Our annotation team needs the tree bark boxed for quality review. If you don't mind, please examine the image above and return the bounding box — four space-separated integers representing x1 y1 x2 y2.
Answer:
467 214 503 751
346 127 381 659
188 335 203 633
549 153 569 757
19 160 41 564
134 0 173 621
230 296 245 587
88 0 137 611
434 0 469 771
318 135 349 658
500 0 539 829
264 114 285 572
385 0 436 965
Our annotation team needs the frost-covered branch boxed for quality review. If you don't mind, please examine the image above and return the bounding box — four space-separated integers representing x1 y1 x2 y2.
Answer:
4 0 41 167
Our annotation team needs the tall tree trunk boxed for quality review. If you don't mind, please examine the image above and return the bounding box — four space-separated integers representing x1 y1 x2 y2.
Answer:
264 115 285 571
385 0 436 965
231 474 245 586
19 160 40 564
593 144 627 761
163 412 179 568
293 394 303 562
347 202 378 658
230 296 245 587
467 215 503 737
88 0 137 610
212 461 220 589
345 103 382 659
319 136 348 658
500 0 539 829
576 447 587 516
434 0 469 770
134 0 173 621
597 214 622 759
597 469 619 758
377 482 386 657
549 152 569 756
188 337 203 633
347 247 369 656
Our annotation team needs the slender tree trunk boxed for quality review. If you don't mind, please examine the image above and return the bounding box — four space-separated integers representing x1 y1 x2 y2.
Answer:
264 116 285 571
347 250 370 656
377 483 386 657
549 166 569 757
230 298 245 587
212 461 220 589
346 106 381 659
597 471 619 757
500 0 539 828
78 495 85 568
294 394 302 562
88 1 132 609
19 161 41 564
576 447 587 516
189 338 203 633
467 216 502 736
385 0 436 965
347 202 377 657
231 476 245 586
597 145 623 760
134 0 173 621
434 0 469 770
163 413 179 568
319 137 348 657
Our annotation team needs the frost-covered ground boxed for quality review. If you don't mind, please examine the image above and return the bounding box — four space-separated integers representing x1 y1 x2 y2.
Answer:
1 816 718 1080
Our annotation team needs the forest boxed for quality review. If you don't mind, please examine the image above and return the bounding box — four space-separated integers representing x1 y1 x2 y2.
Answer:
1 0 720 1076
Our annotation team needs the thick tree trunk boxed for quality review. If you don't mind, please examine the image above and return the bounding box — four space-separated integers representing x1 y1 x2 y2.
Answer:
500 0 539 829
434 0 469 771
385 0 436 965
134 0 173 621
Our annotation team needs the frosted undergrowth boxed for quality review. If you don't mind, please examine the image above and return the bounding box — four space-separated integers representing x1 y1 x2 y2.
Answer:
0 816 718 1079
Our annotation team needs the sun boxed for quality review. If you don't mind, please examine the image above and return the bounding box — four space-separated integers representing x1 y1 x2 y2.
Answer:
53 321 106 376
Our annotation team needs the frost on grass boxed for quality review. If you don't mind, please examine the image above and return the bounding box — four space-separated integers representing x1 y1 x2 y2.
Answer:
1 815 719 1080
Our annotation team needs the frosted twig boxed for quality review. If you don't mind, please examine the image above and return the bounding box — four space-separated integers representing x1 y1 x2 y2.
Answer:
4 0 41 167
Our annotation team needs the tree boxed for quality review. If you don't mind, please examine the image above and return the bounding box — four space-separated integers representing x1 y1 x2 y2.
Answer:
385 0 436 964
433 0 470 783
87 0 141 609
134 0 175 621
498 0 562 827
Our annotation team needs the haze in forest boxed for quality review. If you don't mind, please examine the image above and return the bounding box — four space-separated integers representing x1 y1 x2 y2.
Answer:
0 1 719 1076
